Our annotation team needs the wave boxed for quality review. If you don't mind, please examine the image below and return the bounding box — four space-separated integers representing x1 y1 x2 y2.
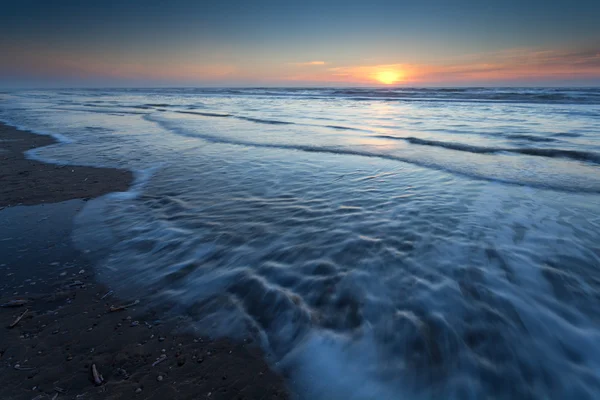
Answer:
375 136 600 164
145 114 600 193
176 110 232 118
516 148 600 163
50 106 147 115
177 110 294 125
57 87 600 105
506 134 557 143
237 116 294 125
310 88 600 104
325 125 365 131
553 132 583 138
175 110 368 131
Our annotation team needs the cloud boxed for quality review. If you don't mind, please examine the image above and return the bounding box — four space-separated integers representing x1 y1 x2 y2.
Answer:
291 61 327 66
0 45 238 83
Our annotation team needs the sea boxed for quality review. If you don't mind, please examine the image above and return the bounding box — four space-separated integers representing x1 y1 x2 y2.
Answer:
1 87 600 399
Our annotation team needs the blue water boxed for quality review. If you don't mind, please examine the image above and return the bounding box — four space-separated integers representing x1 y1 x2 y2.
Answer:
1 88 600 399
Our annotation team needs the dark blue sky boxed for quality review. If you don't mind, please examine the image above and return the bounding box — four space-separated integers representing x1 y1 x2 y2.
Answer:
1 0 599 86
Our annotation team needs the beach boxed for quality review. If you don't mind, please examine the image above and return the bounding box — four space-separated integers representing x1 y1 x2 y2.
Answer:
0 123 289 400
1 88 599 399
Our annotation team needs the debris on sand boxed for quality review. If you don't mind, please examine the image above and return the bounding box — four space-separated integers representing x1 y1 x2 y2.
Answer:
8 308 28 328
100 290 113 300
152 354 167 367
109 299 139 312
13 363 36 371
91 363 104 386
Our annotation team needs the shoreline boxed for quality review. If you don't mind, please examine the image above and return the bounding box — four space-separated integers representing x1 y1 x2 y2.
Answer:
0 122 133 207
0 122 289 399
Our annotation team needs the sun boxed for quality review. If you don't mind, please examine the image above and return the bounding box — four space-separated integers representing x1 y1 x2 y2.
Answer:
375 70 403 85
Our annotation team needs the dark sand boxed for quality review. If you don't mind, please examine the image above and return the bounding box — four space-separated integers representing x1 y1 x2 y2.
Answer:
0 123 289 399
0 124 132 207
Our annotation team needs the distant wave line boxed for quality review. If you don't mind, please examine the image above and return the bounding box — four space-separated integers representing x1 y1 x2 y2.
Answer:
374 135 600 164
144 113 600 193
174 110 364 130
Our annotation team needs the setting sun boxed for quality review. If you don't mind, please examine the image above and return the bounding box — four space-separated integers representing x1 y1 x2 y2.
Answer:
375 70 403 85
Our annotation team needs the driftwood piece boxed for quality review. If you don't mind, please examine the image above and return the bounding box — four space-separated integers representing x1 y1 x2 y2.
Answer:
13 363 36 371
152 354 167 367
91 363 104 386
8 308 28 328
109 299 139 312
100 290 113 300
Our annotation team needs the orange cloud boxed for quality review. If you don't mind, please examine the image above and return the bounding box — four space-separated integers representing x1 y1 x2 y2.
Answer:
291 61 327 66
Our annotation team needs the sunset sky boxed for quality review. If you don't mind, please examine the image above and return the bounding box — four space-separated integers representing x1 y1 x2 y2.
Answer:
1 0 599 87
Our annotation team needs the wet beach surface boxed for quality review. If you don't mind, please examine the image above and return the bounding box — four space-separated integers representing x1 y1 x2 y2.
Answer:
0 124 289 400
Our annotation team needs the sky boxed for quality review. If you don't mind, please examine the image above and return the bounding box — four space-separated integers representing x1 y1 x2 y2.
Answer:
1 0 599 87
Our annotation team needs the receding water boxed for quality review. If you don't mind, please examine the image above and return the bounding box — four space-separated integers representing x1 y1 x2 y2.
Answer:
1 88 600 399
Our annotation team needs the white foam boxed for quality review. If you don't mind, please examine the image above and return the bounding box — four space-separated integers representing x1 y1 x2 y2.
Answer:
106 164 164 201
280 330 416 400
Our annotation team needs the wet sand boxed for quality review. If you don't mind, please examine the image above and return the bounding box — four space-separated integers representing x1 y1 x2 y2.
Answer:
0 123 289 399
0 124 132 207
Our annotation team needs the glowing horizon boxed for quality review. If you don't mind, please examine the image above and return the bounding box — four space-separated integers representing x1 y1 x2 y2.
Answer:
2 47 599 87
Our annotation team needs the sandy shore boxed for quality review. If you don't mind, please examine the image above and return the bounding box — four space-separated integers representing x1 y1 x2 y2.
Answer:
0 124 132 207
0 123 289 399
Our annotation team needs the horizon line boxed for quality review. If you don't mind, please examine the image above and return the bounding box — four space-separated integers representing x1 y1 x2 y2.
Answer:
3 84 600 90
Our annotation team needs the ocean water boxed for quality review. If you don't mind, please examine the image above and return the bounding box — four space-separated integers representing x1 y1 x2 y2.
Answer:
1 87 600 399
